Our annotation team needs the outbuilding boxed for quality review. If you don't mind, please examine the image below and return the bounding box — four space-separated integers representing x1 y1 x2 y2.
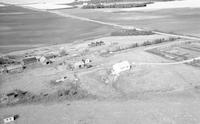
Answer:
22 57 37 65
3 116 14 124
112 61 131 75
3 115 19 124
5 64 25 73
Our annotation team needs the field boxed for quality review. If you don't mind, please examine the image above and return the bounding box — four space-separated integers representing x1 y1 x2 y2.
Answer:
59 7 200 37
0 5 113 53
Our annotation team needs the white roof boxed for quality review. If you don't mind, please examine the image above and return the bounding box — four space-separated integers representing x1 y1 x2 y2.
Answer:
113 61 130 68
112 61 130 74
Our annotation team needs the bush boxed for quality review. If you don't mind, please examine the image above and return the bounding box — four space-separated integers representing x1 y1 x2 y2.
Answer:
130 43 138 48
0 57 15 65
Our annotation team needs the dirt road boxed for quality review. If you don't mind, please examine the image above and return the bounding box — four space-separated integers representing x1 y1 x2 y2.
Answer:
133 57 200 66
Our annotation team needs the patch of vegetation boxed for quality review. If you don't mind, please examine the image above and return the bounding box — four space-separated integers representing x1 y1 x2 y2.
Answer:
82 2 148 9
77 0 172 5
0 82 94 107
88 0 172 3
100 37 179 56
111 29 154 36
0 57 16 65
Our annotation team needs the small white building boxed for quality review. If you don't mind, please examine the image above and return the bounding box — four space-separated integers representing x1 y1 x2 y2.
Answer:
112 61 131 75
3 116 14 124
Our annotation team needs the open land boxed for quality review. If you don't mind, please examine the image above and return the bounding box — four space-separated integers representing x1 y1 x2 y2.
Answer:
1 0 200 124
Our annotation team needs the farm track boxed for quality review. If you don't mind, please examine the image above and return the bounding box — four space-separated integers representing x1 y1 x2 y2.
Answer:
133 56 200 66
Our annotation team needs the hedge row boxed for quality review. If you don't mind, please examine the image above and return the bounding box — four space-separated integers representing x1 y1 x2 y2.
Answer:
111 29 154 36
100 37 179 55
82 3 147 9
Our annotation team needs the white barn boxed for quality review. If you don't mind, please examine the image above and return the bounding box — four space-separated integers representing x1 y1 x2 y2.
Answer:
112 61 131 75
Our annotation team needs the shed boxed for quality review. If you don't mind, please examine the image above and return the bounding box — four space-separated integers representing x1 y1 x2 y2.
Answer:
3 116 14 124
5 64 24 73
3 115 19 124
22 57 37 65
112 61 131 75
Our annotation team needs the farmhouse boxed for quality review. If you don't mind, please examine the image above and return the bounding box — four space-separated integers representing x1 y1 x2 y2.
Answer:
112 61 131 75
39 56 53 65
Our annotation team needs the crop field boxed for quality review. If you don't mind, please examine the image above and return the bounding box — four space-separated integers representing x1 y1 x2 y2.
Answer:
147 41 200 67
60 7 200 37
0 5 113 53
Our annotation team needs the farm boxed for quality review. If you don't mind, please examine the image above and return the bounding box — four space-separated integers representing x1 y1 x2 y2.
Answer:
1 0 200 124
